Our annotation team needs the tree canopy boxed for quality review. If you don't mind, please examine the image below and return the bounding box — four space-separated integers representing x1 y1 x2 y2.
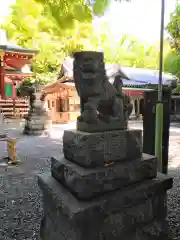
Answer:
34 0 130 27
166 4 180 51
2 0 174 86
1 0 131 74
164 4 180 77
2 0 96 73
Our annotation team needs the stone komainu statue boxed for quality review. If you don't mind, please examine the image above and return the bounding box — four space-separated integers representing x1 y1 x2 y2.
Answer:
73 51 132 128
113 74 133 118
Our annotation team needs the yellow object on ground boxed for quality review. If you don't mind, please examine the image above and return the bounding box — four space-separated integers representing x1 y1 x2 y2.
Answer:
7 138 19 164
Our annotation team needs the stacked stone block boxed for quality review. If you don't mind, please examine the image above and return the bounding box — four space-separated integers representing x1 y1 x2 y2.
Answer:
38 128 172 240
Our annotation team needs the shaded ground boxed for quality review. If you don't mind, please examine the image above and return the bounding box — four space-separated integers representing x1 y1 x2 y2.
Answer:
0 121 65 240
0 120 180 239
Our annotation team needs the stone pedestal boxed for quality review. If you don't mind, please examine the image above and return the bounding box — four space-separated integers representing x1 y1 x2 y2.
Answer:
0 112 6 138
23 111 48 135
24 92 50 135
51 153 157 199
38 129 173 240
63 129 142 167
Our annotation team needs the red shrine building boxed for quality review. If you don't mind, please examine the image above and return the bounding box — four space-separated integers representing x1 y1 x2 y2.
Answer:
0 44 38 98
0 41 38 118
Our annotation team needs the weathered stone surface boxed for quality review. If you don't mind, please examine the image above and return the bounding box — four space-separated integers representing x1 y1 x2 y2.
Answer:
23 90 50 135
51 153 157 199
38 172 172 219
23 129 45 136
63 129 142 167
124 220 171 240
77 119 127 132
40 215 171 240
38 173 171 240
98 194 167 238
73 51 127 132
24 113 48 135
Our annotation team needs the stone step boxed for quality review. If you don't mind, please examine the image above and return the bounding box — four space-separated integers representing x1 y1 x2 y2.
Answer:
63 129 142 167
77 118 128 132
125 220 171 240
38 172 172 219
38 172 172 240
99 194 167 238
51 153 157 200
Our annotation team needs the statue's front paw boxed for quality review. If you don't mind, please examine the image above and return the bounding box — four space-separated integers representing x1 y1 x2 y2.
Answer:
127 103 133 116
77 115 83 122
82 110 99 123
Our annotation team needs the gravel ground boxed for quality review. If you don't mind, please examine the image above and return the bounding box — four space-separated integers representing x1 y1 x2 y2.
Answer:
0 121 180 239
0 121 64 240
131 121 180 240
167 132 180 240
0 175 42 240
167 170 180 240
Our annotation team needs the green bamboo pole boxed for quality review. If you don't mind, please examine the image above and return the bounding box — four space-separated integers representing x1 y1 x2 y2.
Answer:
155 103 163 172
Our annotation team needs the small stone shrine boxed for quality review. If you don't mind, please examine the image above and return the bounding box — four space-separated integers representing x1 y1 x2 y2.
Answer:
23 86 49 135
38 51 173 240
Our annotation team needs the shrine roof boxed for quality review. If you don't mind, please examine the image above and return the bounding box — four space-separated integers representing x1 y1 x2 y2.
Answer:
0 44 39 54
42 80 74 94
58 58 178 86
58 57 130 80
123 87 154 91
120 66 177 85
4 69 35 76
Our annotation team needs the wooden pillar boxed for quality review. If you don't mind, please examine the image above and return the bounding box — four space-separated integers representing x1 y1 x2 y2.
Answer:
11 80 16 117
66 89 69 111
66 89 70 122
174 99 177 114
131 98 136 116
136 99 140 119
12 80 17 99
0 51 5 99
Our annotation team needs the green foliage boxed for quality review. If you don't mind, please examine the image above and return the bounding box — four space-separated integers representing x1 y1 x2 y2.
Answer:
2 0 174 89
2 0 63 73
17 72 57 97
34 0 130 23
175 84 180 93
165 4 180 77
90 27 168 70
93 0 110 16
1 0 94 74
35 0 92 29
166 4 180 50
164 51 180 77
32 72 57 85
22 72 57 86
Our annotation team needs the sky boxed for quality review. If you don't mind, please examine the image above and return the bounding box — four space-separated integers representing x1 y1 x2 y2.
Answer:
0 0 15 23
95 0 177 43
0 0 178 44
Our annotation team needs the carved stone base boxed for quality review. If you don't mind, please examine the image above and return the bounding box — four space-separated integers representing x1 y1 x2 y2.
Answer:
63 129 142 167
23 112 48 136
0 133 6 138
51 154 157 199
23 121 46 135
77 119 128 132
38 173 172 240
23 128 45 136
